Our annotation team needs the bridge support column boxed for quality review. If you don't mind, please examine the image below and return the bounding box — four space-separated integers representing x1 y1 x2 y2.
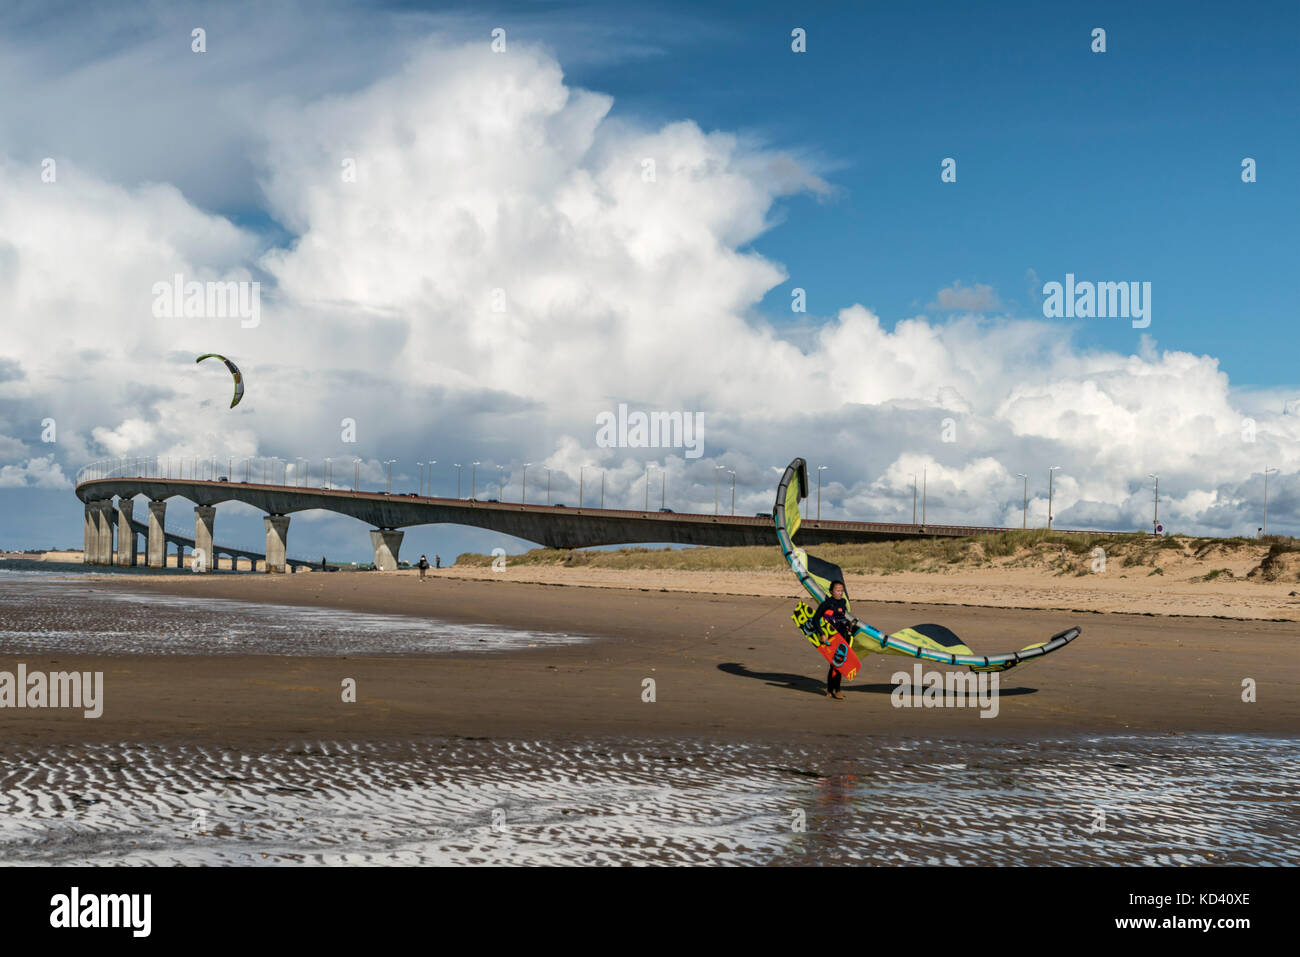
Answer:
369 528 404 571
147 500 167 568
93 500 114 565
264 515 289 573
116 497 137 566
83 502 93 564
193 506 216 573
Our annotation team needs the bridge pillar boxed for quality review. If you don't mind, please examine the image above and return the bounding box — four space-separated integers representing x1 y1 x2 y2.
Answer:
83 502 93 564
264 515 289 573
93 500 114 565
193 506 216 573
147 500 167 568
116 497 137 566
369 528 404 571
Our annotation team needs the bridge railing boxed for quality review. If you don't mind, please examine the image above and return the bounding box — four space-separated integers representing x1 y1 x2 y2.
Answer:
75 456 362 490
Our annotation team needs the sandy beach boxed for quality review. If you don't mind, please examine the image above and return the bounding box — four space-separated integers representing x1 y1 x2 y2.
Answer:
8 569 1295 747
432 563 1300 621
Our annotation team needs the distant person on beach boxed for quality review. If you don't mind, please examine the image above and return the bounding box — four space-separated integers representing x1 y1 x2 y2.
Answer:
435 555 441 569
418 554 429 581
814 580 852 700
321 556 327 571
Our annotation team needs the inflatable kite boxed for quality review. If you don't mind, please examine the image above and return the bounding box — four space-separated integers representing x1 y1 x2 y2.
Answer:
773 457 1081 673
195 354 244 408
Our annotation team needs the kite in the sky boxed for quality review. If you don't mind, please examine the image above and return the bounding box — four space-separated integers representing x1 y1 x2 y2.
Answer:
773 457 1081 673
195 354 244 408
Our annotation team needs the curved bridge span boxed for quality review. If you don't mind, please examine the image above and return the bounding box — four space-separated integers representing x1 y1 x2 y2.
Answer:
74 475 1117 572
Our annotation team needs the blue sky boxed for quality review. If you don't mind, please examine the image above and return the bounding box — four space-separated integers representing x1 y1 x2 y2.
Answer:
1 0 1297 559
555 0 1299 384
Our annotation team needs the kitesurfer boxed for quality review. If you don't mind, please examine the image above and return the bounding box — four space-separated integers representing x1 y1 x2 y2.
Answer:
814 580 852 699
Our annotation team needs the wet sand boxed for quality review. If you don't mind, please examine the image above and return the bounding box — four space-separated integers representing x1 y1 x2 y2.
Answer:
8 573 1297 746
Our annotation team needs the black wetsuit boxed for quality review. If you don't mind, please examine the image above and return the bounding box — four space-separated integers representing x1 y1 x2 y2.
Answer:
814 595 850 693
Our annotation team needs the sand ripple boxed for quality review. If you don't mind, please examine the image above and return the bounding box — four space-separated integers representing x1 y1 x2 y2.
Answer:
0 735 1293 866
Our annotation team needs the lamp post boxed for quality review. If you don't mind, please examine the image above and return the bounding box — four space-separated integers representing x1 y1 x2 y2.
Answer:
427 459 436 497
353 458 361 491
496 465 505 501
645 464 657 511
471 461 480 500
817 465 829 520
580 466 589 507
1148 473 1159 535
522 463 531 504
384 460 396 494
728 469 736 515
1264 466 1278 536
600 470 605 508
1048 466 1061 529
1016 473 1028 529
453 463 463 499
416 462 424 496
715 464 726 515
325 457 332 489
922 467 927 525
913 474 918 525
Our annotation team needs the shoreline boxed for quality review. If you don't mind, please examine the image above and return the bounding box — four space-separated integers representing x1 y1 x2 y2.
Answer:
68 562 1300 622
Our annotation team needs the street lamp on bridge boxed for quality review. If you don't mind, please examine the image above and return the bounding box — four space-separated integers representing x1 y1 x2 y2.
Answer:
727 469 736 516
522 463 531 504
817 465 829 520
1148 473 1159 535
453 463 463 499
1048 466 1061 529
715 464 726 515
384 459 396 494
471 461 480 500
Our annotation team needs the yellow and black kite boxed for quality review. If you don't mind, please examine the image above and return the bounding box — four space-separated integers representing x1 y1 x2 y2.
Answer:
772 457 1081 673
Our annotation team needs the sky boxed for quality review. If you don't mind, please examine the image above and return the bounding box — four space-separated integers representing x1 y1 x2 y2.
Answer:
1 0 1297 562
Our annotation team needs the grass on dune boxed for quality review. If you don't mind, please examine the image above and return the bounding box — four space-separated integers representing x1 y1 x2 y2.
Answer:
453 530 1297 575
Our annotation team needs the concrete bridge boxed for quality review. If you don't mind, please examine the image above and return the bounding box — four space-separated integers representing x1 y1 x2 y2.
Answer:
74 471 1120 573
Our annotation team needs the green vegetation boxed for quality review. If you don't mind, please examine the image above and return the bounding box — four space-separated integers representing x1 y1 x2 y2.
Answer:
455 530 1295 577
1256 543 1300 582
